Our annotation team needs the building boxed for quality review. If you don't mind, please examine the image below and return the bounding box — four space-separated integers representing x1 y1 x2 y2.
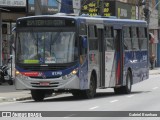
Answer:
0 0 26 65
0 0 59 65
81 0 137 19
148 0 159 67
0 0 159 67
81 0 159 68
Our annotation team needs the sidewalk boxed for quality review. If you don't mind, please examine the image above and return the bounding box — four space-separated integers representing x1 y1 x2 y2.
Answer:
0 83 31 102
149 67 160 75
0 68 160 103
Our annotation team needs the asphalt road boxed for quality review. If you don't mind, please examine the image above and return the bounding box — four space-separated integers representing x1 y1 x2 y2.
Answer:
0 74 160 120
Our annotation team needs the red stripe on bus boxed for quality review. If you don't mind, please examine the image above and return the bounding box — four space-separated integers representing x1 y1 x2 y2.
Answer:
21 72 39 77
116 60 120 85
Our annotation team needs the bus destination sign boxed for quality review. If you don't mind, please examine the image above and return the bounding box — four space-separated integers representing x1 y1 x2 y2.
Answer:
27 19 66 27
17 19 75 27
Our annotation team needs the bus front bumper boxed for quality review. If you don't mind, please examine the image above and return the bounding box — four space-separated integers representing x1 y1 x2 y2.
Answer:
15 75 80 90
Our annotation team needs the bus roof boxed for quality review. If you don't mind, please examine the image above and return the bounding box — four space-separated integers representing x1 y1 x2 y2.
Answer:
17 14 147 26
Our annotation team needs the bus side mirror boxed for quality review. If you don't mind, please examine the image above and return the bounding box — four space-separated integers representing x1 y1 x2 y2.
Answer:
10 27 16 51
10 34 14 43
80 36 87 48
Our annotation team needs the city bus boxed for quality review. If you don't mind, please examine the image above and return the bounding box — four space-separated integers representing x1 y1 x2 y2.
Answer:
15 14 149 101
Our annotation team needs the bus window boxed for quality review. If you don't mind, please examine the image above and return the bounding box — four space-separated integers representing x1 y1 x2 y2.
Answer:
105 26 114 51
88 25 97 38
131 27 139 50
123 26 132 50
88 25 98 50
114 30 120 51
79 23 87 35
138 27 147 50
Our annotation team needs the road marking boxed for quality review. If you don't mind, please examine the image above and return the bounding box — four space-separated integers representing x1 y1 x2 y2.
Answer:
152 87 159 90
127 95 134 98
63 114 76 118
110 100 119 103
89 106 99 110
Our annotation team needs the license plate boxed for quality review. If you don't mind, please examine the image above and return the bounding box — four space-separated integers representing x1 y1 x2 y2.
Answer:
39 82 50 86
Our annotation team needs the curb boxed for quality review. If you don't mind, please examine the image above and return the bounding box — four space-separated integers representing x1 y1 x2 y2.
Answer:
0 96 32 102
149 71 160 75
150 73 160 75
15 96 32 101
0 93 58 103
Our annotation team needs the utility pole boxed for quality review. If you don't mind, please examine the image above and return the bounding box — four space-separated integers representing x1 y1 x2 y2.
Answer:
35 0 42 15
99 0 103 16
137 0 145 20
138 0 140 20
0 8 9 66
144 0 150 23
157 0 160 67
0 10 2 66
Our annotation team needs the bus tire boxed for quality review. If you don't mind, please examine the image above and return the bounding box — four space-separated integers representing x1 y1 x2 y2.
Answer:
31 90 45 101
114 87 123 94
123 70 132 94
114 70 132 94
71 90 83 98
82 74 96 99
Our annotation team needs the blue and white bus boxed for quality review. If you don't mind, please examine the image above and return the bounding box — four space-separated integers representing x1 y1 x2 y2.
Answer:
15 14 149 101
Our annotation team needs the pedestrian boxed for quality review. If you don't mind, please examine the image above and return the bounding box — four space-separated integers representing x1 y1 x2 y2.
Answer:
150 53 155 70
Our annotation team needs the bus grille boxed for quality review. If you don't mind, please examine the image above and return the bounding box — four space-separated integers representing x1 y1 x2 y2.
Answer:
30 76 61 79
31 82 59 87
21 66 67 71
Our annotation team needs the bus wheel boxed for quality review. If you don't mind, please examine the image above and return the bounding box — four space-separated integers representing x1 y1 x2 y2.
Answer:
82 75 96 99
123 70 132 94
31 90 45 101
114 70 132 94
114 87 123 94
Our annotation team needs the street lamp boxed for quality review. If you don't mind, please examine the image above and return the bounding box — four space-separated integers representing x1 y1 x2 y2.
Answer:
137 0 145 20
143 0 160 24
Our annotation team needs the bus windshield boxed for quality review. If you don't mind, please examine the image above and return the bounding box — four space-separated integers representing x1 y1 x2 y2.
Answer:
16 31 78 64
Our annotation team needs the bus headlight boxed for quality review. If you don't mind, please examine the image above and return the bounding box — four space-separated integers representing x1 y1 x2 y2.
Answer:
15 70 20 76
15 70 28 79
62 68 78 80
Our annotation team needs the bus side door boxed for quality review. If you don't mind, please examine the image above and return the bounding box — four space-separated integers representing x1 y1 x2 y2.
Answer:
104 26 116 87
113 25 123 86
97 24 105 88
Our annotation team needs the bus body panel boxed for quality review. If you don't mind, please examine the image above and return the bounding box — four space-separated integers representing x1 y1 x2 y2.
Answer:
79 57 89 90
105 51 116 87
15 15 149 93
88 50 99 87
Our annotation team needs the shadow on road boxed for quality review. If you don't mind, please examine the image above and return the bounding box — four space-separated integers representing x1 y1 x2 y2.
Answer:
24 90 151 103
